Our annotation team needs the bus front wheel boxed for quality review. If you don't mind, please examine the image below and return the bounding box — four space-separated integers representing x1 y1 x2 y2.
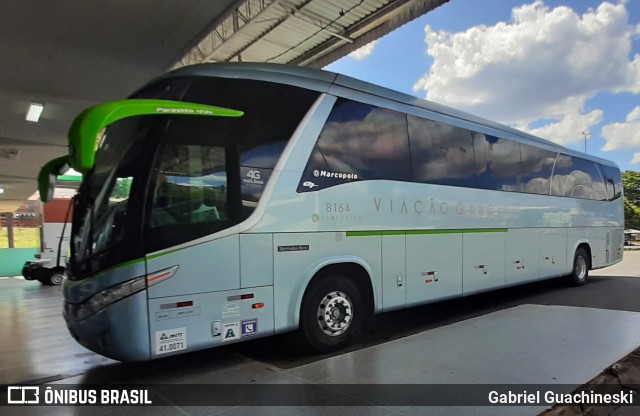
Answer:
567 248 589 286
300 275 364 352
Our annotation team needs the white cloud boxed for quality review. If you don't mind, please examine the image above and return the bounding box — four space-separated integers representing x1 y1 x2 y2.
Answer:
412 1 640 146
527 109 603 146
625 106 640 122
601 106 640 151
632 153 640 164
348 40 379 60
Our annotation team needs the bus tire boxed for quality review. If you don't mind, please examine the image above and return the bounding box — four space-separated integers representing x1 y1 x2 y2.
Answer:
567 248 589 286
300 275 364 352
45 268 65 286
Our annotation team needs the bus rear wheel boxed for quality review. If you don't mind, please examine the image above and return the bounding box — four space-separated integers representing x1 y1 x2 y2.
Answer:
300 275 364 352
567 248 589 286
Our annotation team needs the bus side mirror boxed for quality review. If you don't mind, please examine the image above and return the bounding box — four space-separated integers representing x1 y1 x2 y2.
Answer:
38 156 70 202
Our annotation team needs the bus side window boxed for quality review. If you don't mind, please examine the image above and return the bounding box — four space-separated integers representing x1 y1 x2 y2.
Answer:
150 144 227 226
407 116 476 188
520 145 557 195
474 134 523 192
600 164 622 201
146 144 230 252
298 99 411 192
551 154 604 200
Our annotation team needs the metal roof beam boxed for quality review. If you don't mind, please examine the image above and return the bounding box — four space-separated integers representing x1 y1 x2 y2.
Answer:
178 0 294 66
292 0 449 68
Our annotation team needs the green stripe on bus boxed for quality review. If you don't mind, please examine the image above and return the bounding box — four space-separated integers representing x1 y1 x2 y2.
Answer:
147 247 184 260
346 228 508 237
463 228 508 233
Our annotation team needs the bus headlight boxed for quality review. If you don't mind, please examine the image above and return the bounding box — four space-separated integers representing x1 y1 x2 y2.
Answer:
65 276 146 321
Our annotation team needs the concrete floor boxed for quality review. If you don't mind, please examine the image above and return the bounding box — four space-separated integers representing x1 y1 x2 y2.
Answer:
2 253 640 415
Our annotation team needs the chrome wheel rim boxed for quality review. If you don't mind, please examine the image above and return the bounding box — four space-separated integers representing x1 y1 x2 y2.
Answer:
575 255 587 281
317 290 353 336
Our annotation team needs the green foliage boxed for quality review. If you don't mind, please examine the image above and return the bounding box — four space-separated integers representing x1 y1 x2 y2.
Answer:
623 170 640 204
623 170 640 230
112 177 133 199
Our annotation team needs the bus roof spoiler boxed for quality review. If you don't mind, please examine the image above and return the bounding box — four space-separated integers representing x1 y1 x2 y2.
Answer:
68 99 244 174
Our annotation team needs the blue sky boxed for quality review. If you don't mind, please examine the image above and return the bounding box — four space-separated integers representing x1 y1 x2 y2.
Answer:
325 0 640 172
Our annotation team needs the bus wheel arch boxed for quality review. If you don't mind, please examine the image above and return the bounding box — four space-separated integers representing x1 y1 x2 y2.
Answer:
299 263 374 352
567 244 591 286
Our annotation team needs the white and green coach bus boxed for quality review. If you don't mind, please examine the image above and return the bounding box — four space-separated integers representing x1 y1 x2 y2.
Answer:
39 63 623 361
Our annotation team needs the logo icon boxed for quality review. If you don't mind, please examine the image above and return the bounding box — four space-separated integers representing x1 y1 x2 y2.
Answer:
241 319 258 337
302 181 318 189
313 170 320 177
312 214 320 222
247 170 261 180
8 386 40 404
221 322 241 342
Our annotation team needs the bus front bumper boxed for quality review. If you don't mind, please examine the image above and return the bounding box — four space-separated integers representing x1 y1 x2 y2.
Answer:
63 290 151 362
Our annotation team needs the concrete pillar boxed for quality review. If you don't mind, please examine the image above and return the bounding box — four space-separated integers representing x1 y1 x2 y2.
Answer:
4 212 14 248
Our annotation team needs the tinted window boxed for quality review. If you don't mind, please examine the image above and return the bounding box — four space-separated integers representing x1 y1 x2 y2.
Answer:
407 116 476 187
551 155 605 200
601 164 623 201
520 145 557 195
474 134 523 192
150 144 229 228
298 99 411 192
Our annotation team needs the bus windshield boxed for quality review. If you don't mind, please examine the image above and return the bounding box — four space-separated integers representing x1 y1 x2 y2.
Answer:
70 116 151 277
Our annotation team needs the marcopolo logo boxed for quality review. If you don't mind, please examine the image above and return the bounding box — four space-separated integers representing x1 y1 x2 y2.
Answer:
313 170 358 180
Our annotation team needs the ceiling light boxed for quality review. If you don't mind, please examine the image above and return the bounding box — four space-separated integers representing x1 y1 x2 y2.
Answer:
26 103 44 122
0 188 5 194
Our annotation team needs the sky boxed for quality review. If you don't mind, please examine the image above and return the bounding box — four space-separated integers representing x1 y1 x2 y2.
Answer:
325 0 640 172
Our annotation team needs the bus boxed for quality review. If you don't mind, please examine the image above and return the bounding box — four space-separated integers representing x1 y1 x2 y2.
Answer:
39 63 624 361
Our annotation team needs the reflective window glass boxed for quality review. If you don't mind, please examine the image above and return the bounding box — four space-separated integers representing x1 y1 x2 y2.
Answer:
520 145 557 195
551 154 605 200
150 145 229 228
474 134 523 192
407 116 477 188
298 99 411 192
601 164 623 201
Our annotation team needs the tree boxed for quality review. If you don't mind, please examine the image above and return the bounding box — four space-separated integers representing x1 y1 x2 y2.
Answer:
111 177 133 200
623 170 640 230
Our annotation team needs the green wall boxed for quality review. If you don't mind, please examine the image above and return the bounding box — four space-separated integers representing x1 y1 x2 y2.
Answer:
0 248 37 277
